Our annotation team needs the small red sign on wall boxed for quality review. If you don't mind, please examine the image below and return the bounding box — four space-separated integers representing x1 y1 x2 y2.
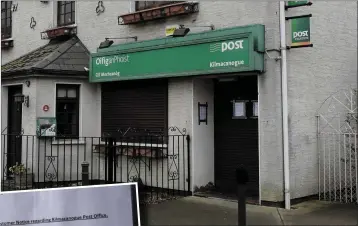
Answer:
43 105 49 112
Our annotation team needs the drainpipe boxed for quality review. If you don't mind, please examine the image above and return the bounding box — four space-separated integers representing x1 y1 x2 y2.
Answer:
279 1 291 210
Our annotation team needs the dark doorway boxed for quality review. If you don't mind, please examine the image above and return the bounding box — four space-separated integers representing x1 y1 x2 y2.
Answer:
214 76 259 198
7 85 23 174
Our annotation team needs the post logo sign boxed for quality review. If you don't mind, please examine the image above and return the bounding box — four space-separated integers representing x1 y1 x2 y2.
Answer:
291 17 311 46
208 39 247 68
209 39 245 53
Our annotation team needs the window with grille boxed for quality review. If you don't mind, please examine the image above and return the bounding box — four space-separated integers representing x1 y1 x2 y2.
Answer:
57 1 75 27
135 1 183 11
1 1 12 39
56 84 80 138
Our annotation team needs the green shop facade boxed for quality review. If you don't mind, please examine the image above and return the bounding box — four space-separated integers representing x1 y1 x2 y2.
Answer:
90 24 265 200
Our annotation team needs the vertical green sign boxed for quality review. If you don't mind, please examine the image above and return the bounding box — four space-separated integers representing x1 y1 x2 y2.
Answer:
287 1 309 7
291 17 311 46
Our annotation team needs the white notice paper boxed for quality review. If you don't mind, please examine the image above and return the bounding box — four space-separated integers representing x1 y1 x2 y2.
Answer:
253 101 258 117
234 102 245 117
199 105 207 121
0 183 140 226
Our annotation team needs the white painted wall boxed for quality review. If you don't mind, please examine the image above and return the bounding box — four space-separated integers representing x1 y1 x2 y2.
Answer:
285 1 357 199
168 78 193 135
35 77 100 137
192 78 215 190
168 77 193 190
0 77 100 184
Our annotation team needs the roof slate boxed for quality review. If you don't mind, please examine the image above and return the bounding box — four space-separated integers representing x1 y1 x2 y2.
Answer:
1 36 90 77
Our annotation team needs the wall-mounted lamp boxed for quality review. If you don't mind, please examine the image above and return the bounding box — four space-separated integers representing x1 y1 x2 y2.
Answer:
170 24 215 38
25 80 31 87
172 25 190 37
24 95 30 108
98 36 138 49
14 93 29 109
198 102 208 125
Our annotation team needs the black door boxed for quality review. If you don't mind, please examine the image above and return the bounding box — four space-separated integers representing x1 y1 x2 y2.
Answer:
214 76 259 197
7 85 23 173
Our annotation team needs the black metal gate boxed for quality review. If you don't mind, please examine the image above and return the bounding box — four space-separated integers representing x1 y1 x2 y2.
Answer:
1 127 191 203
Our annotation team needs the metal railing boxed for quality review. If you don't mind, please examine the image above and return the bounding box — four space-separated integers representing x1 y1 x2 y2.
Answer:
1 130 191 203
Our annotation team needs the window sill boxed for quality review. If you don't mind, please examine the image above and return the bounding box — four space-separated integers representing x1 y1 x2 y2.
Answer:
118 2 199 25
1 38 14 49
51 138 86 145
40 24 77 40
93 142 168 158
54 23 77 30
94 141 168 148
1 37 13 41
232 116 247 120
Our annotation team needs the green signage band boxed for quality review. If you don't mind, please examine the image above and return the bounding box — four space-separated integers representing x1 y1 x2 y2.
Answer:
90 25 265 82
287 1 309 7
291 17 311 46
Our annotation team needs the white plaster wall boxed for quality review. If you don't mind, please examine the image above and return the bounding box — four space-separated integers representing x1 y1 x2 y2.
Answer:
1 77 100 182
192 78 215 190
168 78 193 135
1 1 51 65
285 1 357 199
168 77 193 190
35 77 100 137
33 77 100 182
2 1 281 63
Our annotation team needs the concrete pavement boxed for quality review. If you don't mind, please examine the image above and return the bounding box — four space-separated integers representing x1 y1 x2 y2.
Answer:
146 196 358 225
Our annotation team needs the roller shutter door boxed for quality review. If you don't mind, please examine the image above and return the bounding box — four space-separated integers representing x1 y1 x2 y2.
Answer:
101 79 168 138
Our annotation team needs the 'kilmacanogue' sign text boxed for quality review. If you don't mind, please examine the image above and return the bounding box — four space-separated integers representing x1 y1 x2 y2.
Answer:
90 38 252 82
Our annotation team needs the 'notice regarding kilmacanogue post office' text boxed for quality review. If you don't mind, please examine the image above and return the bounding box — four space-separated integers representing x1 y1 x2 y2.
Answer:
0 213 108 225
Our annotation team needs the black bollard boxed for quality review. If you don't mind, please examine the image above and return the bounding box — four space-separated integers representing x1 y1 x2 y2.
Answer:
236 165 249 226
81 161 90 186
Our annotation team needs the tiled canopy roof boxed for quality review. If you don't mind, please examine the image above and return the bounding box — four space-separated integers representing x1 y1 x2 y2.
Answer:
1 36 90 78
